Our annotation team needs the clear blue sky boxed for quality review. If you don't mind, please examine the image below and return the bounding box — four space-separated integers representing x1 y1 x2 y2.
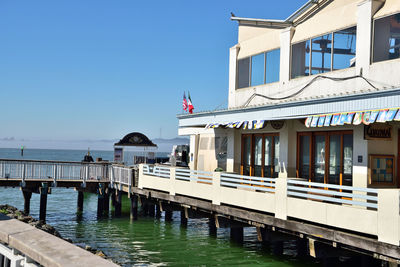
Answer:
0 0 306 144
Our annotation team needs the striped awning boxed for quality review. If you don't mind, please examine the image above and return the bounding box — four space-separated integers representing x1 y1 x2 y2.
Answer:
305 108 400 128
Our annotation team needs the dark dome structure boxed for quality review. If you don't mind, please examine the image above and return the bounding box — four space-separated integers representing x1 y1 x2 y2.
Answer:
114 132 157 147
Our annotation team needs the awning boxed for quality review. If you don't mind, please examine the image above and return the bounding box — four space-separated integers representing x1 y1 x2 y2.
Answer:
305 108 400 128
206 120 267 130
292 0 358 44
373 0 400 19
237 29 280 59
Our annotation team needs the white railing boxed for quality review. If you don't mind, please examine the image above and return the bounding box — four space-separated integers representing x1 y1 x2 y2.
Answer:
175 168 213 184
287 179 378 209
0 242 39 267
143 165 171 179
112 166 132 186
221 172 275 193
0 159 111 182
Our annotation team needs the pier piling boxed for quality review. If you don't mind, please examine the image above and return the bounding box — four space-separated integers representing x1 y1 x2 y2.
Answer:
230 227 243 243
97 184 105 218
148 203 155 217
156 203 161 218
103 189 110 216
22 190 32 215
165 210 173 222
114 190 122 217
130 194 138 221
209 215 217 236
39 184 48 222
77 191 84 213
180 207 188 227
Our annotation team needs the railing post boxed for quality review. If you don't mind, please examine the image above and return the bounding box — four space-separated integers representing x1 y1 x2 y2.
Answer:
169 167 176 196
212 172 221 205
53 165 57 187
21 163 26 188
138 164 144 189
128 168 132 195
110 165 115 187
81 164 87 188
377 189 400 246
274 178 287 220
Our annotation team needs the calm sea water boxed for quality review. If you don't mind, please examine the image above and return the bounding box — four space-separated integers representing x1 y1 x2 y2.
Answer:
0 148 319 267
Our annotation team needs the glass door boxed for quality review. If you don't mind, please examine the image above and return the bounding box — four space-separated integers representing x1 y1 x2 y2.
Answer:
342 134 353 186
242 135 252 176
273 136 280 178
298 134 311 179
254 136 263 177
328 134 341 185
314 135 326 183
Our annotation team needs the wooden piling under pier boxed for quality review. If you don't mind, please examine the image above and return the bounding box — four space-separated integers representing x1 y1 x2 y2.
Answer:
77 191 84 213
22 190 32 215
130 194 138 221
114 190 122 217
39 185 48 222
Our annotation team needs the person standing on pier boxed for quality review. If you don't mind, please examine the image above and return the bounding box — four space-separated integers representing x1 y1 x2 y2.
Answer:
20 145 24 157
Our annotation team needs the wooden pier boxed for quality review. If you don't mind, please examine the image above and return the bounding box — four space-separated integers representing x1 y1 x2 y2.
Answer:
0 158 399 265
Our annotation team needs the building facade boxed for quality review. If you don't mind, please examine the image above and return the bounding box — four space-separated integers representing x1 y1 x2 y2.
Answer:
178 0 400 189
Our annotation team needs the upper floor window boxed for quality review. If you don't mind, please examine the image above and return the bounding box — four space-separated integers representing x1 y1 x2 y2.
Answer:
236 48 280 89
291 26 356 79
373 13 400 63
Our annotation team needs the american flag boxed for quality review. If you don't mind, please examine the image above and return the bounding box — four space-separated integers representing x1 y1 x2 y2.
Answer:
183 92 188 111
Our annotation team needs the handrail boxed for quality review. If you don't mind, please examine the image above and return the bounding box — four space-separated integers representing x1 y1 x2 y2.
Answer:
0 158 112 165
287 179 378 209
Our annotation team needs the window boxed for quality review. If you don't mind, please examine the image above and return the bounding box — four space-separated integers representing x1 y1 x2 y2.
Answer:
251 53 265 86
291 26 356 79
237 58 250 89
297 131 353 185
373 13 400 63
237 49 280 89
241 133 280 178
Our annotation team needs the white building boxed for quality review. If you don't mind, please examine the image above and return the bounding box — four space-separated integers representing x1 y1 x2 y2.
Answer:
178 0 400 189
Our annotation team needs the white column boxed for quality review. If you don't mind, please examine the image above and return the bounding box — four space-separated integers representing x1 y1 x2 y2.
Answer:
212 172 221 205
356 0 385 76
138 164 144 189
278 124 289 178
280 27 295 84
352 126 368 188
169 168 176 196
228 45 240 108
189 134 199 170
226 129 235 173
274 178 287 220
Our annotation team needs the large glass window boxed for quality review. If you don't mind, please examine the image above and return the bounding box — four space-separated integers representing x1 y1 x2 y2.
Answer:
297 131 353 185
373 13 400 63
237 48 280 89
241 133 279 178
266 49 280 83
251 54 265 86
333 27 356 70
311 34 332 75
237 58 250 89
291 26 356 78
291 40 310 78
